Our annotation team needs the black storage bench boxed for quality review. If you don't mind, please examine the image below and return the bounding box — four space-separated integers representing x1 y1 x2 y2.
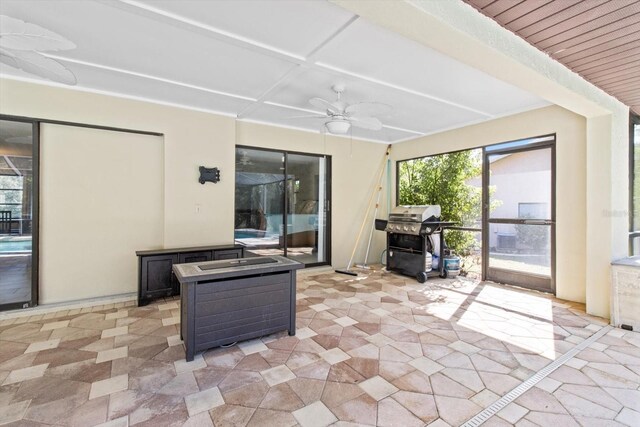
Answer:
136 244 244 306
173 256 302 361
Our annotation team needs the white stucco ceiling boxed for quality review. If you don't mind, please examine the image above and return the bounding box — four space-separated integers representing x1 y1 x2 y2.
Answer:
0 0 549 143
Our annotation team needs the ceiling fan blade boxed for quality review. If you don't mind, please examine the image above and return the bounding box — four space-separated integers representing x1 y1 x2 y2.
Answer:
345 102 392 118
0 15 76 51
350 116 383 131
309 97 341 114
0 48 77 85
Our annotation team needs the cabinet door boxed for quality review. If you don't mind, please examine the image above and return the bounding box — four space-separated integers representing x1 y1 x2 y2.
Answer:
213 249 242 260
179 251 212 264
141 254 178 297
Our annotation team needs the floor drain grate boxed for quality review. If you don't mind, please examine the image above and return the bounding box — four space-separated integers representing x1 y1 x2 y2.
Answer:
461 325 612 427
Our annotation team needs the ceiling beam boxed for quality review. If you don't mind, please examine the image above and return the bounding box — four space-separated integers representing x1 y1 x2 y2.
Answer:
314 62 493 118
236 15 360 119
44 54 257 103
105 0 306 63
3 156 22 177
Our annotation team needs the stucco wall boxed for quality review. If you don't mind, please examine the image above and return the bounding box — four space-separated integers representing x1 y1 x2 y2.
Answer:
393 105 587 304
39 124 164 304
0 78 387 304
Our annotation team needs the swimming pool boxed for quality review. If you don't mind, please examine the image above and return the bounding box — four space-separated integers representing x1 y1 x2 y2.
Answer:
0 239 32 253
235 229 272 239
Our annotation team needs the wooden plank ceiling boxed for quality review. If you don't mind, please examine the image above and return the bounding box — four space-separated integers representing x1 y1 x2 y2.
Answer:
464 0 640 115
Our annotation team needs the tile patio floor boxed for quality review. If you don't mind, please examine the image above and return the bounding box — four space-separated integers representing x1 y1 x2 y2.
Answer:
0 268 639 426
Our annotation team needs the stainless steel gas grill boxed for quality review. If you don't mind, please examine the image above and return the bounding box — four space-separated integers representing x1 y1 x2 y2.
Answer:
378 205 455 283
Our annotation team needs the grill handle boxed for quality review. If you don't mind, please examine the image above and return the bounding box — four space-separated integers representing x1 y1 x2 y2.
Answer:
374 219 388 231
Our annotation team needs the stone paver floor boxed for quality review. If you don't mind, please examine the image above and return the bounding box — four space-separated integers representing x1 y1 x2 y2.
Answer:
0 268 638 426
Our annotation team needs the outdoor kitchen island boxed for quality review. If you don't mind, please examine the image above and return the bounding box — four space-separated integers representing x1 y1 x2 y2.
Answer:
173 256 303 361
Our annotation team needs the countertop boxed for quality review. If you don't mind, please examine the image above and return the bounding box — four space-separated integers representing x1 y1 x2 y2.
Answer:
136 243 243 256
173 255 303 283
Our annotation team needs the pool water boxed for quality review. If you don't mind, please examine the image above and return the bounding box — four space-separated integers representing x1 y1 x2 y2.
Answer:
235 231 257 239
0 239 32 253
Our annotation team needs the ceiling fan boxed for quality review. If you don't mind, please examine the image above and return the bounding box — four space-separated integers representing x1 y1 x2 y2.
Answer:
0 15 77 85
236 149 254 166
292 84 392 135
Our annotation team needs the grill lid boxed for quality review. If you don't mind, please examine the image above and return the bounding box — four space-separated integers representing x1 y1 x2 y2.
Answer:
385 205 441 235
388 205 441 223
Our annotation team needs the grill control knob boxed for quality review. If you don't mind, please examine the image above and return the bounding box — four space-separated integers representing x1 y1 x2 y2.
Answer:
411 226 416 232
403 225 408 231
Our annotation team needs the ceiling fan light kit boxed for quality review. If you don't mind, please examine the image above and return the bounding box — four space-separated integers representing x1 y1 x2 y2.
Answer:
325 119 351 134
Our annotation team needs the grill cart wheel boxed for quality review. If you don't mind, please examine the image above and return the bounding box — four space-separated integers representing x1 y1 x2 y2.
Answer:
440 269 448 279
416 272 428 283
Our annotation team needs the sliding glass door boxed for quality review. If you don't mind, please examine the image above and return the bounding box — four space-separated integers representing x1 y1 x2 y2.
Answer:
0 117 38 311
235 148 286 257
286 153 329 265
234 147 330 266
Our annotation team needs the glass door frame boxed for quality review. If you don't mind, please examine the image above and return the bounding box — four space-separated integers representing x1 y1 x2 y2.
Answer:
235 145 332 268
481 135 556 293
0 114 39 311
630 113 640 255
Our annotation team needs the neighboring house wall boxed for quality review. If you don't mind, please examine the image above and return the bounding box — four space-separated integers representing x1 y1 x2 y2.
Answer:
0 78 387 304
393 105 587 306
469 150 551 250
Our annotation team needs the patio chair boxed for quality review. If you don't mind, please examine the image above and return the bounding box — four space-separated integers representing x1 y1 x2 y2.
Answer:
0 211 12 235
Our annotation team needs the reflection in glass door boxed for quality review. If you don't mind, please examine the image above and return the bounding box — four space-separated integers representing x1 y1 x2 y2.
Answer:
0 118 38 310
483 136 555 292
234 148 285 258
234 147 330 266
286 154 328 265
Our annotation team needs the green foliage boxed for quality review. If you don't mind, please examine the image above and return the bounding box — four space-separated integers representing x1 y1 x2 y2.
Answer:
398 151 483 257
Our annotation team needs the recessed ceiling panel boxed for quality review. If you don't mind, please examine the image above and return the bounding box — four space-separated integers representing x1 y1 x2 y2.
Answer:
0 64 252 116
134 0 356 58
0 0 296 98
261 68 486 135
246 103 416 144
314 19 548 116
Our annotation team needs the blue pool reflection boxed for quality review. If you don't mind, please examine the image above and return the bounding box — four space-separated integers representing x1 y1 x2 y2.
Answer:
0 239 32 253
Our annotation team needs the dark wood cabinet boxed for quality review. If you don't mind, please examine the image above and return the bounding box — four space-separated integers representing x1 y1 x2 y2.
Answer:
137 244 244 306
140 254 179 299
213 249 242 260
179 251 212 264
